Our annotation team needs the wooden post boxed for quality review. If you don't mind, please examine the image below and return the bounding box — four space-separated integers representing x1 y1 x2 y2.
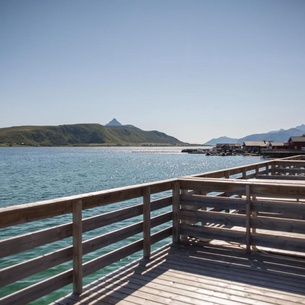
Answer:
266 164 270 176
143 186 151 259
245 185 251 253
73 199 83 294
172 180 180 244
242 168 246 179
271 161 276 176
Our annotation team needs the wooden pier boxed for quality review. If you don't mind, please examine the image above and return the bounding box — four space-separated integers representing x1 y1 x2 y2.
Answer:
53 243 305 305
1 156 305 304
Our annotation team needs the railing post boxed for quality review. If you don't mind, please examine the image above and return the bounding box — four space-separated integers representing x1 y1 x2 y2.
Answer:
255 165 259 177
73 199 83 294
245 185 251 253
172 180 181 244
143 186 151 259
242 168 246 179
271 161 276 176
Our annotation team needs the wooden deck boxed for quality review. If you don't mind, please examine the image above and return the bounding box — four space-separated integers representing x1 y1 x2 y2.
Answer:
54 243 305 305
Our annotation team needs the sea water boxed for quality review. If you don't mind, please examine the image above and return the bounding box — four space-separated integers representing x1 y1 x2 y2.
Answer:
0 147 262 303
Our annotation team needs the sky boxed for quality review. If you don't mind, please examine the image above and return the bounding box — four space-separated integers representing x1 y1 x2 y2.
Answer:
1 0 305 144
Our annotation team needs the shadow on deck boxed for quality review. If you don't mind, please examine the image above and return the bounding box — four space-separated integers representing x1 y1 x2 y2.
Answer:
54 244 305 305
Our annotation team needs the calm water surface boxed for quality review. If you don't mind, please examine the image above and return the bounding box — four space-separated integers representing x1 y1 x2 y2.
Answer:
0 146 262 207
0 147 262 304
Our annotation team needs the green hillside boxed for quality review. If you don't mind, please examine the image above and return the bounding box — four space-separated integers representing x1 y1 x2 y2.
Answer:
0 124 185 146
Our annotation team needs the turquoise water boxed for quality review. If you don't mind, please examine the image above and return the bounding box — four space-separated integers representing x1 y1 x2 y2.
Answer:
0 147 262 304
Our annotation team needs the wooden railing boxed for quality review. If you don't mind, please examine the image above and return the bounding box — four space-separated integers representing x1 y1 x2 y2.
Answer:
0 180 174 305
178 177 305 254
1 156 305 304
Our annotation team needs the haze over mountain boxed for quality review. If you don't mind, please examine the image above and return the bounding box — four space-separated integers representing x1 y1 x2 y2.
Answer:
0 119 185 146
205 124 305 145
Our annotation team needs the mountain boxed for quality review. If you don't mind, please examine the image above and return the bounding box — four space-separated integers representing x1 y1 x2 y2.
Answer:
105 118 122 127
0 122 185 146
204 136 238 146
204 124 305 145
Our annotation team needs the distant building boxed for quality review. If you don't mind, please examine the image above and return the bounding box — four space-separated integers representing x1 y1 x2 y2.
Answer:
215 143 241 152
242 141 269 154
288 135 305 150
266 142 288 150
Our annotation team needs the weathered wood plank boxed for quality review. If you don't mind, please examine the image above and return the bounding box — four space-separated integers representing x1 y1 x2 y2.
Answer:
151 211 172 228
143 186 151 258
151 196 172 211
251 233 305 252
256 174 305 180
274 167 305 175
151 228 172 245
180 194 246 210
0 179 175 229
0 222 72 258
0 247 72 287
83 240 143 277
245 184 251 252
251 215 305 233
54 244 305 305
72 199 82 294
0 269 73 305
83 222 143 255
82 179 174 210
180 177 305 200
252 200 305 216
172 180 180 244
82 203 143 232
0 199 73 228
180 224 245 244
180 209 245 227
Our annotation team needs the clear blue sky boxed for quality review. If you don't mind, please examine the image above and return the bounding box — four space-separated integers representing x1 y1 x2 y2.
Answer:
1 0 305 143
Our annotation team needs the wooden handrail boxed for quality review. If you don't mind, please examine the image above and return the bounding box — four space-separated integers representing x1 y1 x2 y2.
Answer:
0 180 174 305
179 176 305 254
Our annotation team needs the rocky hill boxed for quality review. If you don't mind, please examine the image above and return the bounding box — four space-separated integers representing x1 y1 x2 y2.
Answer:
0 120 185 146
205 124 305 145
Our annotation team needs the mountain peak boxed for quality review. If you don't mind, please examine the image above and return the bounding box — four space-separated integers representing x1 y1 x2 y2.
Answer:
106 118 122 127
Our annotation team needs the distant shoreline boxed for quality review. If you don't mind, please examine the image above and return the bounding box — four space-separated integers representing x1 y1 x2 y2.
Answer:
0 143 207 148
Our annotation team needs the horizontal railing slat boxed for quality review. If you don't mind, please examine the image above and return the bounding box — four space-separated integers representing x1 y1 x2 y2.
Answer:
151 196 172 211
180 209 246 227
0 179 175 229
256 175 305 180
180 224 245 243
181 194 246 210
252 233 305 252
0 247 73 287
83 240 143 277
82 204 143 232
0 222 72 258
180 177 305 199
251 216 305 234
0 269 73 305
151 212 172 228
0 200 73 228
151 227 172 244
83 222 143 255
252 200 305 216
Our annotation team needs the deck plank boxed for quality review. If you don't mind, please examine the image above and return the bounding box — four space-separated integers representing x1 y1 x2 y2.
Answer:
54 244 305 305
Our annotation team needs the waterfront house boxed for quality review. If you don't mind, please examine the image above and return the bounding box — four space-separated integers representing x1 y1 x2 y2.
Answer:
266 141 288 150
215 143 242 153
242 141 269 154
288 135 305 150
